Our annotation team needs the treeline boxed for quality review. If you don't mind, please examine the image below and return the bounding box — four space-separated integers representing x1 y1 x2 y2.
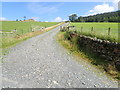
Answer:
75 10 120 22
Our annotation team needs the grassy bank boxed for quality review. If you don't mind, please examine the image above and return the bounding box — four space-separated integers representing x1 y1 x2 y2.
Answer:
57 31 120 80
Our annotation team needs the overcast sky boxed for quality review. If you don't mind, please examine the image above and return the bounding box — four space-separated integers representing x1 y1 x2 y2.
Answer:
1 0 120 22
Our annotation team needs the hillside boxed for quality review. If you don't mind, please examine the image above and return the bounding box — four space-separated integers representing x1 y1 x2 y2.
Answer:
75 10 120 22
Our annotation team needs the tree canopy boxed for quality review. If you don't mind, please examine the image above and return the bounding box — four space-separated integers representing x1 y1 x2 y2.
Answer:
70 10 120 22
69 14 78 22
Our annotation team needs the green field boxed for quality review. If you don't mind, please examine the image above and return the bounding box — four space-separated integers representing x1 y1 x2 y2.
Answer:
1 21 58 34
0 21 59 48
70 22 119 43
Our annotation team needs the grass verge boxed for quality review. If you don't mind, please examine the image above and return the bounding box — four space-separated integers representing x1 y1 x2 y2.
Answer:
56 31 120 80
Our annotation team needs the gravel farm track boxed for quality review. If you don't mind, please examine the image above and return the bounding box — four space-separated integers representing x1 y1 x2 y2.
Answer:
2 23 118 88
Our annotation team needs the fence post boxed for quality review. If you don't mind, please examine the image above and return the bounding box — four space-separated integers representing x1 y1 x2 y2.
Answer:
91 27 94 34
31 27 32 32
108 27 111 36
60 26 62 30
81 26 83 33
22 29 23 34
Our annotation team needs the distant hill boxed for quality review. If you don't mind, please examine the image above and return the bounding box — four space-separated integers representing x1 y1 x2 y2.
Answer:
75 10 120 22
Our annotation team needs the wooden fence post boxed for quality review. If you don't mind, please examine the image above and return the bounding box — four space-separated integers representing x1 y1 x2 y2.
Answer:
91 27 93 34
31 27 32 32
60 26 62 30
108 27 111 36
81 26 83 33
22 29 23 34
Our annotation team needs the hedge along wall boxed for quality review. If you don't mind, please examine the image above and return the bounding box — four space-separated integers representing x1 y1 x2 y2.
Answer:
68 31 120 71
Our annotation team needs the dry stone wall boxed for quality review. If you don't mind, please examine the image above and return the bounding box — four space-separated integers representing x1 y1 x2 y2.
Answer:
68 32 120 71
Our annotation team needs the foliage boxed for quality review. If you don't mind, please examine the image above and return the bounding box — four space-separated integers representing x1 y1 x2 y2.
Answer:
69 14 78 22
74 10 120 22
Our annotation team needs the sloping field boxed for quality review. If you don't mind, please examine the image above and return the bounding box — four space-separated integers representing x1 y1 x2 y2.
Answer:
0 21 59 48
1 21 58 34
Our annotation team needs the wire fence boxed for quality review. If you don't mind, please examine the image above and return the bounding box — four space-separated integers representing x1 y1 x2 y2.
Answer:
61 25 119 42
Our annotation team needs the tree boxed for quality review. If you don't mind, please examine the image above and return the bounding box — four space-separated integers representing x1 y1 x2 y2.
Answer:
24 16 26 21
16 19 18 21
78 16 84 22
74 10 120 22
69 14 77 22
